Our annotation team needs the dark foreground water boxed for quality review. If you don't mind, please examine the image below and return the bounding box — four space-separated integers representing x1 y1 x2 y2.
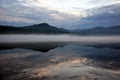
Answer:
0 35 120 80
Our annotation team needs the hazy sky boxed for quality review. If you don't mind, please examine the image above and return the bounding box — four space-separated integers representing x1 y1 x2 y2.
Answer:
0 0 120 29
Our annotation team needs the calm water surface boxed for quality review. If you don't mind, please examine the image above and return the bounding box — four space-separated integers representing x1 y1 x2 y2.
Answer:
0 35 120 80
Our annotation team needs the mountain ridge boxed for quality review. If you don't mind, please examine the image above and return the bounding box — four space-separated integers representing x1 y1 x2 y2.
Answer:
0 23 69 34
0 23 120 35
70 25 120 35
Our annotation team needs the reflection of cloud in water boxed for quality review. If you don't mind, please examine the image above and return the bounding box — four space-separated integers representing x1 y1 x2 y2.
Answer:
52 58 82 68
0 49 43 60
26 62 120 80
0 45 120 80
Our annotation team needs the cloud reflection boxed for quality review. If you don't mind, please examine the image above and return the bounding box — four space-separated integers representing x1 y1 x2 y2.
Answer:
0 45 120 80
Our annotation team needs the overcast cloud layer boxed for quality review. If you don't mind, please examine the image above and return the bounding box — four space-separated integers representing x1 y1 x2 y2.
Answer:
0 0 120 29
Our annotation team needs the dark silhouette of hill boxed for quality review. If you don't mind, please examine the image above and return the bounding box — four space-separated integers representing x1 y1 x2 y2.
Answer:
0 23 69 34
0 23 120 35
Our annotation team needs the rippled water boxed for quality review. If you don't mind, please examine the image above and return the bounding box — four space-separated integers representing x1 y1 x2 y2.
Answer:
0 35 120 80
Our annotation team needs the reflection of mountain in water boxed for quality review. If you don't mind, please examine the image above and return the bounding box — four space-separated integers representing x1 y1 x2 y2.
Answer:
0 42 120 52
0 42 66 52
88 43 120 49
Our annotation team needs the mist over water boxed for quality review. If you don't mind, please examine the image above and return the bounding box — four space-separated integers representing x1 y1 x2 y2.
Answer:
0 34 120 80
0 34 120 44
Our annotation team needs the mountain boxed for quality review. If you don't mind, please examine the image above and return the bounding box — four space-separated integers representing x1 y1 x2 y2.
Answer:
0 23 120 35
70 25 120 35
0 23 69 34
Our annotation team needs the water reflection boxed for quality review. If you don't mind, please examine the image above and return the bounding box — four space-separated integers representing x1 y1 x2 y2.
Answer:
0 42 66 52
0 34 120 80
0 45 120 80
0 42 120 52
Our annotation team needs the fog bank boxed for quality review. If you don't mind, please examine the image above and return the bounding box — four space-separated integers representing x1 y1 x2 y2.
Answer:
0 34 120 43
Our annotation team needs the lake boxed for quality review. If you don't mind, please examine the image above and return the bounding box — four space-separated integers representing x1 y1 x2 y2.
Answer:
0 34 120 80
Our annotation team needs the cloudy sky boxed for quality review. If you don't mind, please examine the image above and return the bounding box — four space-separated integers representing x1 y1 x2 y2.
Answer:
0 0 120 29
